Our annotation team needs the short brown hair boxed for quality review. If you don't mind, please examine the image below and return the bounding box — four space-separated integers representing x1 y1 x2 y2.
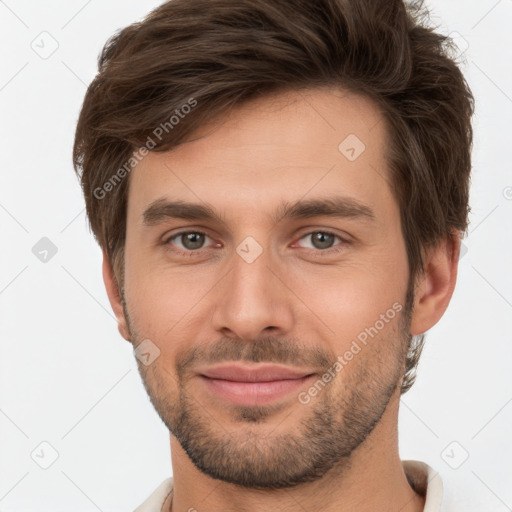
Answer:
73 0 474 393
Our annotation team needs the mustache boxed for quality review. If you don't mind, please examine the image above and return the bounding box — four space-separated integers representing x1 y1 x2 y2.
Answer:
176 336 334 378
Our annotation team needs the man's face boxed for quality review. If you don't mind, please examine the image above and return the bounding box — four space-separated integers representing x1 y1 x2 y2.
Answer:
122 87 412 488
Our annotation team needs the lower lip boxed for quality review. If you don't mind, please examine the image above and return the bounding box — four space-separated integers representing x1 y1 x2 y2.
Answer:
199 375 314 406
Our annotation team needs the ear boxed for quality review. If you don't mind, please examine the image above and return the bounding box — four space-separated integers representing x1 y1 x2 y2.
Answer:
410 232 461 336
102 250 131 342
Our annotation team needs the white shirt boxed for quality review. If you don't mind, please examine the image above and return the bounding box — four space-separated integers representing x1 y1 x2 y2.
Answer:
133 460 444 512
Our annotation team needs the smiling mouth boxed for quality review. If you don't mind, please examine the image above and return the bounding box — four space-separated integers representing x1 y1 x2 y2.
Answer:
197 363 317 406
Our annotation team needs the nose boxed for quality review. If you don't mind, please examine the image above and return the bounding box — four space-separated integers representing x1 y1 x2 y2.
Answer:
211 242 295 341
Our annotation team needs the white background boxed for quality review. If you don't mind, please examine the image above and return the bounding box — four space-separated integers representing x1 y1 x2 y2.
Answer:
0 1 511 510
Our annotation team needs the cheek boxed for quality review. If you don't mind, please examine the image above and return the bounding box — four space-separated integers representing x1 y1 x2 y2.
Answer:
293 257 407 343
309 276 408 391
124 257 218 349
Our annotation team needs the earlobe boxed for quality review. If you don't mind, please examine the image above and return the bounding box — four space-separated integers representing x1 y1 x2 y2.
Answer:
102 250 132 342
410 233 461 336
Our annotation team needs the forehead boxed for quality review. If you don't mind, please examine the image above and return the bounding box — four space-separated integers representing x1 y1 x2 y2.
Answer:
127 87 394 225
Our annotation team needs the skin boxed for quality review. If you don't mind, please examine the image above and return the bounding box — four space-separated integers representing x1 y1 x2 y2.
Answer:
103 87 460 512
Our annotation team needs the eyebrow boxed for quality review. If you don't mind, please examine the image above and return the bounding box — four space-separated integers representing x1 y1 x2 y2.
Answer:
274 196 374 224
142 196 375 227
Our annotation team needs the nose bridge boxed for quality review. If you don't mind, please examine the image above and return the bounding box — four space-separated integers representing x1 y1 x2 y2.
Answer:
211 237 293 339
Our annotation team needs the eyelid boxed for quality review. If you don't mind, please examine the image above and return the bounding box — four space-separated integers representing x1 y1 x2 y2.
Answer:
294 226 352 241
164 229 208 243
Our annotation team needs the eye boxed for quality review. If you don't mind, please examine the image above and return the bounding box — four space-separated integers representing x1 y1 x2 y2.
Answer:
295 231 346 253
163 229 348 256
165 231 216 252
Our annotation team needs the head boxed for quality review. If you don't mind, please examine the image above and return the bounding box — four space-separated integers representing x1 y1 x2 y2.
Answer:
73 0 473 489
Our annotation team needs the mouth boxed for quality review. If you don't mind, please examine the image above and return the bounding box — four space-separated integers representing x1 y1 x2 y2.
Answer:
196 364 317 406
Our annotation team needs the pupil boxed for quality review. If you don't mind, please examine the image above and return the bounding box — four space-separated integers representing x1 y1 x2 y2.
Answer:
183 232 204 250
313 232 334 249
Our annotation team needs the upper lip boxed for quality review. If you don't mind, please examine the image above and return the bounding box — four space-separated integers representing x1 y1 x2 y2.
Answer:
198 364 314 382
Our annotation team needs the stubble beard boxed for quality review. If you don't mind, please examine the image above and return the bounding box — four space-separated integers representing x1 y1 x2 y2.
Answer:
124 293 412 490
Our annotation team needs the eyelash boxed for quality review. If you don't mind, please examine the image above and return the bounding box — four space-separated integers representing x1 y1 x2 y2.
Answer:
164 230 349 257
